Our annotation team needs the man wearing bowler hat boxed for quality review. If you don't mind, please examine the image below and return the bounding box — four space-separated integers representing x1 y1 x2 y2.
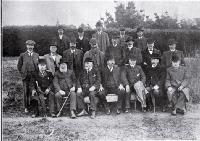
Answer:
17 40 39 113
161 38 185 69
92 21 110 53
44 42 62 76
52 26 70 55
118 27 130 50
135 27 147 51
63 37 83 79
76 27 91 53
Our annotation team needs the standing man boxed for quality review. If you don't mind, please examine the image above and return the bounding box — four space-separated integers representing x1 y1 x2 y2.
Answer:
52 26 70 55
135 27 147 51
92 21 110 53
17 40 39 113
76 27 91 53
63 37 83 79
161 38 185 69
44 43 62 76
83 38 105 71
77 58 102 119
105 35 125 67
118 27 129 50
123 37 143 65
142 38 161 75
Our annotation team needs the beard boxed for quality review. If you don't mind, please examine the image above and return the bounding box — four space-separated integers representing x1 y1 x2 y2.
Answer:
60 68 67 73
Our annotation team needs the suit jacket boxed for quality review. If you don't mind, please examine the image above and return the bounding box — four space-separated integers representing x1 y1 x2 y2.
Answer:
63 48 83 71
122 65 146 86
79 68 101 90
92 31 110 53
53 70 79 93
44 53 62 75
118 35 130 48
142 48 161 73
83 49 105 71
161 50 185 69
101 65 123 88
104 44 125 66
52 34 70 55
124 47 143 65
76 37 91 53
17 51 39 80
135 37 147 51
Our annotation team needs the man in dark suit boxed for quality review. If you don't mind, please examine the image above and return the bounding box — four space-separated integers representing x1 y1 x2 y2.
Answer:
123 37 143 65
135 27 147 51
161 39 185 69
118 27 129 50
99 57 126 114
53 59 80 118
105 35 125 67
77 58 102 119
17 40 39 113
92 21 110 53
76 27 91 53
52 26 70 55
142 38 161 75
63 37 83 78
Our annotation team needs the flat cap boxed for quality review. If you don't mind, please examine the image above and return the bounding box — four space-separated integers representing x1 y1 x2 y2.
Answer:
147 38 155 44
95 21 102 27
168 38 177 45
89 38 97 45
38 58 46 65
128 55 137 61
69 37 77 44
59 58 68 65
125 36 134 43
77 27 84 33
136 27 144 33
84 57 93 63
120 27 125 31
151 53 161 60
26 40 36 45
171 54 180 62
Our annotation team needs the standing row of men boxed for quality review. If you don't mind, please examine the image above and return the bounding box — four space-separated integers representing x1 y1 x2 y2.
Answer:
17 21 190 118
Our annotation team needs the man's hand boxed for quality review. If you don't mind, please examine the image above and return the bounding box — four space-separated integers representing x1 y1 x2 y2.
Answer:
99 84 104 91
45 88 50 95
118 84 125 91
89 86 96 92
126 85 130 93
32 90 36 96
70 86 75 92
153 85 159 90
77 87 82 93
168 87 173 93
144 62 147 65
59 90 66 95
178 85 184 91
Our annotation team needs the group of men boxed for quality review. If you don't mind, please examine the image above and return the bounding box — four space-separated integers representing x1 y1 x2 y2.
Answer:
17 21 190 119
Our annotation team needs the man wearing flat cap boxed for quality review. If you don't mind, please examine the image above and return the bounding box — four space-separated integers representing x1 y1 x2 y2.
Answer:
76 27 91 53
63 37 83 79
17 40 39 113
52 26 70 55
53 59 81 118
123 37 143 65
92 21 110 53
142 38 161 76
44 42 62 76
134 27 147 51
161 38 185 69
105 35 125 67
83 38 105 71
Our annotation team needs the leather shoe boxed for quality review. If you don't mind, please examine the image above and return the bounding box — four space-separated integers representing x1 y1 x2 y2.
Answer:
77 109 88 117
71 111 77 119
116 109 121 114
91 111 96 119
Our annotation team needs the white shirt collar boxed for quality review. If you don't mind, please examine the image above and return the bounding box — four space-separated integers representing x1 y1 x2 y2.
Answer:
59 35 63 39
170 49 176 52
97 31 102 34
108 66 113 72
130 64 136 68
79 36 83 40
71 49 76 53
27 51 33 56
138 36 143 39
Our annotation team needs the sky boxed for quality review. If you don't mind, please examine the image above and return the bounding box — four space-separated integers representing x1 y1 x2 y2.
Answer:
2 0 200 28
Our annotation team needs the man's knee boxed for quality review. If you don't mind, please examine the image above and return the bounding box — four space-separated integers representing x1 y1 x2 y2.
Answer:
89 91 96 97
70 92 76 99
55 92 62 99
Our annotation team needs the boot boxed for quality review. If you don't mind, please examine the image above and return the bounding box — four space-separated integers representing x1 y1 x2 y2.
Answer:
71 110 77 119
77 109 88 117
91 111 96 119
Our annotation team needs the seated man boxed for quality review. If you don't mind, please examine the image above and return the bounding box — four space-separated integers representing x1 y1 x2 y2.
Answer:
100 57 125 115
30 58 55 117
165 55 190 115
145 54 165 112
53 59 80 118
123 55 147 112
77 57 102 119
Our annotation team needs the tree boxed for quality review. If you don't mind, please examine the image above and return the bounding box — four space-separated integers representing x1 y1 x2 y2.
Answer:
103 11 119 29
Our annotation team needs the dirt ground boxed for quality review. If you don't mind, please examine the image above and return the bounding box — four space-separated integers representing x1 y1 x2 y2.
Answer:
3 103 200 141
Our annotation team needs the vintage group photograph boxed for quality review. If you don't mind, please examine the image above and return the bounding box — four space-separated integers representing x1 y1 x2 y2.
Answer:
2 0 200 140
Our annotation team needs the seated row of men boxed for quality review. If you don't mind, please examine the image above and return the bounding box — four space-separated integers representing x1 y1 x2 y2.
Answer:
17 37 190 118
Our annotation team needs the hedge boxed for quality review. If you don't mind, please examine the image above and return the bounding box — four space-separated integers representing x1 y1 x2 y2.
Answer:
3 26 200 57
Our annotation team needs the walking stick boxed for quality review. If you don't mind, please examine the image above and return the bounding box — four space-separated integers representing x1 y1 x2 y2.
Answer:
56 92 71 117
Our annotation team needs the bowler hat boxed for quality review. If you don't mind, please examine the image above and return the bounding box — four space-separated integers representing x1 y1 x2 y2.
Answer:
95 21 102 27
147 38 155 44
84 57 93 63
78 27 84 33
136 27 144 33
171 54 180 62
151 54 161 60
57 26 64 31
26 40 36 45
168 39 177 45
38 58 46 65
59 58 68 65
128 55 137 61
49 42 58 47
120 27 125 31
89 38 97 45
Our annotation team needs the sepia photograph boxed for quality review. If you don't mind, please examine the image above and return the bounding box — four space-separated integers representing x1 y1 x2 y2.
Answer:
2 0 200 140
